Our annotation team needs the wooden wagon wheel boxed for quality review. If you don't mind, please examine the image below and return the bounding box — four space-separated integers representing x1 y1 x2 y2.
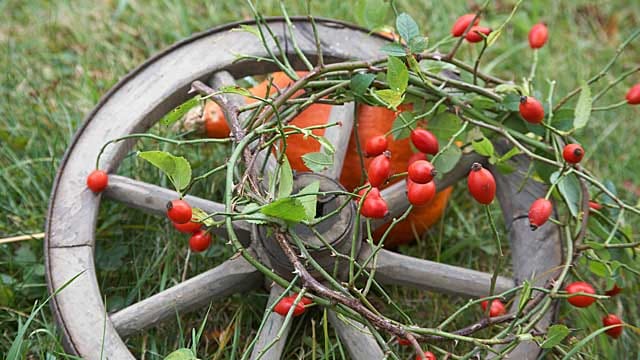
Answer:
45 17 563 359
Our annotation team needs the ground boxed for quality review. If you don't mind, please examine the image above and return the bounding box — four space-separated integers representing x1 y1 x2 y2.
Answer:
0 0 639 358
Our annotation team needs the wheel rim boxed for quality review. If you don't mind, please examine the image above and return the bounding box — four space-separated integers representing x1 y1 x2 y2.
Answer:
45 17 562 360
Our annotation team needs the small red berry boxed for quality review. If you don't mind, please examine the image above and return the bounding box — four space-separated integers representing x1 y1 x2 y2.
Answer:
588 201 602 211
467 163 496 205
528 198 553 230
408 160 437 184
528 23 548 49
273 296 306 317
296 294 313 306
365 135 389 157
189 230 212 252
86 170 109 193
519 96 545 124
415 351 437 360
465 26 492 43
407 180 436 206
565 281 596 308
408 152 428 166
626 83 640 105
173 221 202 233
562 143 584 164
604 284 622 297
410 129 439 155
167 199 193 224
481 299 507 317
359 188 389 219
602 314 624 339
368 152 392 187
451 14 480 37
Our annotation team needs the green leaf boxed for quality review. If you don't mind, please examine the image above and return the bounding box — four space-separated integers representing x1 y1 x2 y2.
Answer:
260 198 307 223
165 348 198 360
386 56 409 93
396 13 420 42
518 280 532 312
160 96 201 126
373 89 404 109
380 42 407 56
498 147 521 162
350 73 376 96
191 208 215 227
240 203 270 225
234 24 260 37
297 181 320 220
541 324 570 349
502 93 521 112
138 151 192 192
218 85 251 97
391 111 415 139
427 112 462 140
419 59 456 74
549 109 574 131
302 152 333 173
433 145 462 174
408 36 428 54
574 83 592 129
471 137 495 157
317 136 336 155
589 260 609 277
355 0 388 30
277 158 293 199
553 172 581 217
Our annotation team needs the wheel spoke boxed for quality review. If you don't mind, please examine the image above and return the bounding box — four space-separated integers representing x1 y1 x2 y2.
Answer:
358 243 514 298
327 310 385 360
111 255 263 337
372 153 484 229
249 284 292 360
320 102 355 179
103 175 251 234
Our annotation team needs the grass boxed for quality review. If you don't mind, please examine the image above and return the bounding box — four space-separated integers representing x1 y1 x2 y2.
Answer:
1 0 639 358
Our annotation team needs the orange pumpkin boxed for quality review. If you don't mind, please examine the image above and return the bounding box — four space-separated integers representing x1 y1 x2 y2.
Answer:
248 72 451 247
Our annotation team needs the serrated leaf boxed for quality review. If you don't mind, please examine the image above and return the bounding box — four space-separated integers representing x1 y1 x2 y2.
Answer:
541 325 570 349
350 73 376 96
241 203 270 225
191 208 215 227
396 13 420 42
260 198 307 223
408 36 428 54
218 85 251 97
574 83 592 129
297 181 320 220
138 151 192 192
302 152 333 173
502 93 521 112
386 56 408 93
380 43 407 56
373 89 404 109
472 137 495 157
277 158 293 199
433 145 462 174
391 111 415 139
160 96 201 126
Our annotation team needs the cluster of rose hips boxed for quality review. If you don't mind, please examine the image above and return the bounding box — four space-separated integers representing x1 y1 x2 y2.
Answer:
272 293 312 317
565 281 624 339
358 127 439 219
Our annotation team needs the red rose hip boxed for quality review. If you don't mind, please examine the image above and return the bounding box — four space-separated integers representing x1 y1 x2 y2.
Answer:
367 152 392 187
167 199 193 224
528 23 548 49
519 96 545 124
602 314 623 339
451 14 480 37
465 26 492 43
565 281 596 308
626 83 640 104
359 187 389 219
410 129 439 155
481 299 507 317
173 221 202 233
415 351 437 360
407 180 436 206
189 230 212 252
562 143 584 164
528 198 553 230
365 135 389 157
467 163 496 205
87 170 109 193
408 160 437 184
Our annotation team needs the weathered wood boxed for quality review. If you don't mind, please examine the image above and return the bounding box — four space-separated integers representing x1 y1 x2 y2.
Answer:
360 243 514 298
249 284 291 360
103 175 251 234
111 255 262 337
320 102 355 180
327 309 385 360
373 152 484 229
489 140 563 359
